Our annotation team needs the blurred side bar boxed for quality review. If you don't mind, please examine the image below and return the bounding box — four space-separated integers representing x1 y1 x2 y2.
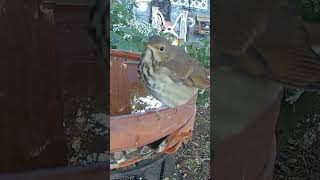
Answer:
0 0 67 172
0 164 108 180
0 0 108 178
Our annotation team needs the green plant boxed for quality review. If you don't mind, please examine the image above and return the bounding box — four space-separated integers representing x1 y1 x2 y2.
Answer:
294 0 320 22
110 0 172 52
181 35 210 68
181 35 211 107
276 89 320 147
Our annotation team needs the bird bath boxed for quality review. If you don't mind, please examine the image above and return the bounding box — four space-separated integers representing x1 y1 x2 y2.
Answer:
110 49 198 171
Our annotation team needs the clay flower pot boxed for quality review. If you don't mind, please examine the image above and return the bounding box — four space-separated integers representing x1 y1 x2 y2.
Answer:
110 49 198 170
213 90 283 180
212 22 320 180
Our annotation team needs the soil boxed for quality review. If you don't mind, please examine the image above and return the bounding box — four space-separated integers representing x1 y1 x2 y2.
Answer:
174 103 320 180
273 115 320 179
63 96 108 166
175 106 210 180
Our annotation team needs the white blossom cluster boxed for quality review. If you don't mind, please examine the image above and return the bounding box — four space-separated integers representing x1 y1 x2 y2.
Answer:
118 19 157 34
111 0 162 43
112 18 159 40
127 18 158 36
123 33 132 39
112 23 125 32
112 23 134 40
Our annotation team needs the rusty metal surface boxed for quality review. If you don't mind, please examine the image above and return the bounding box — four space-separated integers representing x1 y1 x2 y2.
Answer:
110 107 196 170
0 0 67 173
110 58 131 115
212 92 283 180
110 50 197 155
0 164 108 180
163 113 195 154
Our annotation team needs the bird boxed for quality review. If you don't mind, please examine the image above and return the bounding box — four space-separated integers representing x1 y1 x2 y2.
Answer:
213 4 320 141
137 35 210 117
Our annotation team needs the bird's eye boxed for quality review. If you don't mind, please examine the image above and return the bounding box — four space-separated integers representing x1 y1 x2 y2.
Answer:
159 46 165 52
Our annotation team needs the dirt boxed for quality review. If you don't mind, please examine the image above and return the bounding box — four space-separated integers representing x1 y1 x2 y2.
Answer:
63 96 108 166
273 114 320 179
174 101 320 180
175 106 210 180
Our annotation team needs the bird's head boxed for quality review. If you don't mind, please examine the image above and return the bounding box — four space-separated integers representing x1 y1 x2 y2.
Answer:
143 35 174 64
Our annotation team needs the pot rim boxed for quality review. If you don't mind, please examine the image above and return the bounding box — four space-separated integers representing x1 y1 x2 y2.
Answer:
110 49 198 153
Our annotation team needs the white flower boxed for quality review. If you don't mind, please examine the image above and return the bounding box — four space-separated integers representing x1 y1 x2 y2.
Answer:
123 33 132 39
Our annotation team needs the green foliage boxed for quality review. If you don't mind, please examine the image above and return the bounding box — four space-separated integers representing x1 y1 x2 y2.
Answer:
181 35 210 68
276 90 320 147
196 89 210 108
181 35 211 107
110 0 171 52
294 0 320 22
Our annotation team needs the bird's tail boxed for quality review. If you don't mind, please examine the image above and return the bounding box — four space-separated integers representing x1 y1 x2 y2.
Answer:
189 66 210 89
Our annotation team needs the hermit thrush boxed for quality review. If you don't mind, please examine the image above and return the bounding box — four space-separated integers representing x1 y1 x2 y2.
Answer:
213 4 320 140
138 35 210 109
216 5 320 90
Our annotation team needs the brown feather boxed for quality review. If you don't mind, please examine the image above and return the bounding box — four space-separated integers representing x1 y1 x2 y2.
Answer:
164 48 210 89
250 6 320 90
187 62 210 89
147 35 210 89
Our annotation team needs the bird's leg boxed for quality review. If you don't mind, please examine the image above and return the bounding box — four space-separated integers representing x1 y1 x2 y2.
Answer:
174 108 178 113
156 110 161 120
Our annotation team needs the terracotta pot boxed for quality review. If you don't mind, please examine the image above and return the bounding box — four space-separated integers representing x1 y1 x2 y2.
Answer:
110 49 198 168
212 22 319 180
212 91 283 180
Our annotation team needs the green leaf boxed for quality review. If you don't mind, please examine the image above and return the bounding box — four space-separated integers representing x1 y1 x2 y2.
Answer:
197 90 210 107
115 40 139 51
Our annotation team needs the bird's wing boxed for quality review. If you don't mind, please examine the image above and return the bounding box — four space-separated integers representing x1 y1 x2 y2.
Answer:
254 6 320 90
187 61 210 89
163 48 194 79
165 59 210 89
162 47 210 89
215 0 280 56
